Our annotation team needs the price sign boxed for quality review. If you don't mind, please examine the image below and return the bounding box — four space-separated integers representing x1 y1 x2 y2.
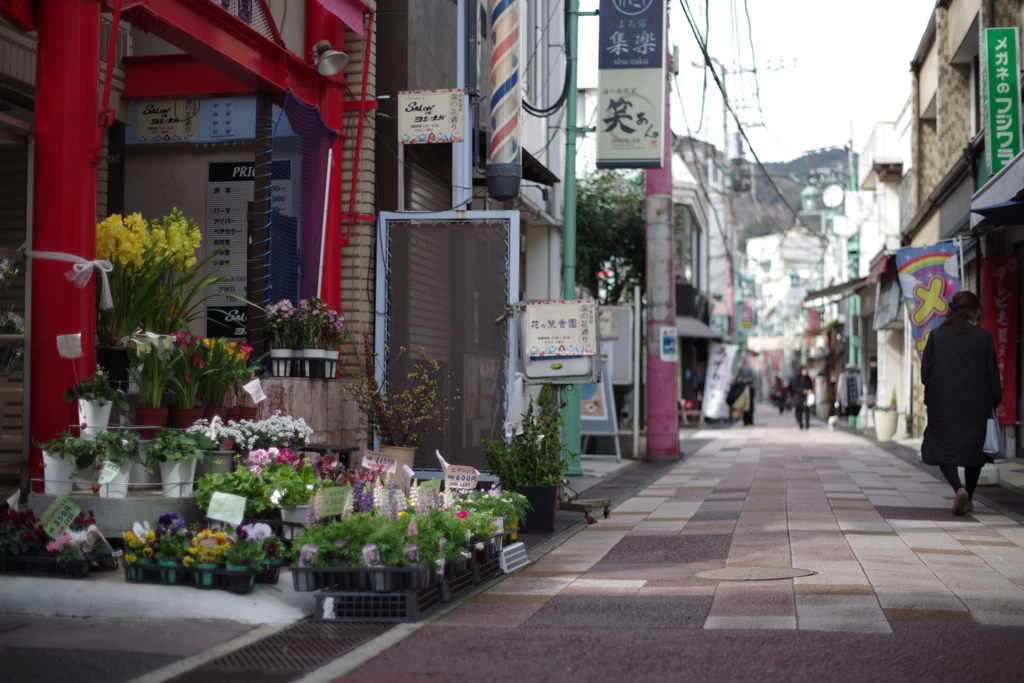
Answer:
97 461 120 485
362 451 398 473
56 334 84 359
444 464 479 490
40 496 81 539
319 486 350 518
418 478 442 496
503 420 522 438
242 378 267 404
207 491 246 526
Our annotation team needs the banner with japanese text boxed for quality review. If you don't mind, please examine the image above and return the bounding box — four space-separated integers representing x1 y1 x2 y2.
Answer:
895 243 961 359
702 342 738 420
981 253 1019 425
596 0 666 168
982 28 1022 176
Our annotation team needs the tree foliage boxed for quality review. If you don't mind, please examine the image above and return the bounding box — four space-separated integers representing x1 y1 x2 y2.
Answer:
575 170 646 304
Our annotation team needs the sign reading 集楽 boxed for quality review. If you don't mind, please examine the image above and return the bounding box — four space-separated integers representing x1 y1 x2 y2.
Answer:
523 300 598 359
596 0 666 169
398 90 464 144
983 28 1022 176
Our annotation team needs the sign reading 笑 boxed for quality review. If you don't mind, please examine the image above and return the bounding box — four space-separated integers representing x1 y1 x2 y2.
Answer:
983 28 1022 176
523 300 598 359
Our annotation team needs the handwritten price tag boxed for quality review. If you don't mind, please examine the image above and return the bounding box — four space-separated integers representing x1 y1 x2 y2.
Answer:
242 378 267 404
207 491 246 526
445 464 480 490
97 461 120 485
40 496 81 539
319 486 350 518
418 478 442 496
56 334 84 360
362 451 398 473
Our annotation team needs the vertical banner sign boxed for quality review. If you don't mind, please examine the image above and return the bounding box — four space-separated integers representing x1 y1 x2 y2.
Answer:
982 28 1022 176
981 254 1019 425
205 161 291 337
702 342 738 420
597 0 666 169
895 244 961 358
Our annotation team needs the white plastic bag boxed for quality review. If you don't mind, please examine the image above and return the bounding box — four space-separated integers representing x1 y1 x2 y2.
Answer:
805 391 816 408
983 411 1004 456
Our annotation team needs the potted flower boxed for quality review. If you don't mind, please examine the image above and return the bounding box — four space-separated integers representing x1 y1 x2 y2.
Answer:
321 307 349 379
167 331 207 428
226 342 255 421
127 332 175 437
265 299 300 376
152 512 193 583
0 508 48 570
63 367 129 441
480 387 571 534
198 338 248 417
124 521 155 580
215 411 314 454
147 429 216 497
347 334 457 472
223 523 268 591
35 431 88 496
86 430 145 499
234 357 261 421
874 389 899 442
188 528 232 585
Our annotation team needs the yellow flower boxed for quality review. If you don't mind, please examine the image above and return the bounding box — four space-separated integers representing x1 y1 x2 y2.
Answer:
146 532 156 542
189 547 198 555
125 532 138 544
125 554 137 564
142 547 154 558
182 556 194 567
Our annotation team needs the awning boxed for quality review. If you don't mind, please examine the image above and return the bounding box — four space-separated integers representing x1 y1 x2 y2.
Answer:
872 274 904 331
970 191 1024 230
867 250 892 284
803 277 868 308
675 316 721 340
523 149 560 186
315 0 368 34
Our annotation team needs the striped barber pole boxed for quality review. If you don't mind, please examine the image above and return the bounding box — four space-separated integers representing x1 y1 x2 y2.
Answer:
487 0 522 200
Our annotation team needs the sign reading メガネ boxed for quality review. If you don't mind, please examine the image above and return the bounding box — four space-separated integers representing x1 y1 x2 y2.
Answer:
983 28 1022 176
398 90 464 144
135 99 199 143
596 0 666 169
524 300 598 359
40 496 81 539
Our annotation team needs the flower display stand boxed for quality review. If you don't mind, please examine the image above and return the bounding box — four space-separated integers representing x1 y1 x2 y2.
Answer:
123 561 283 594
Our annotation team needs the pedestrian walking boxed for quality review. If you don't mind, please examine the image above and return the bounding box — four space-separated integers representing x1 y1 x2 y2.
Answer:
736 357 756 426
788 367 813 429
921 290 1002 516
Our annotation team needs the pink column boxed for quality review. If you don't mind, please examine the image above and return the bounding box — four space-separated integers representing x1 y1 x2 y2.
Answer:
29 0 101 490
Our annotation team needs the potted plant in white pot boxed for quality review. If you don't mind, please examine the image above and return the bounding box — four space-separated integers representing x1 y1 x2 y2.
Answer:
265 299 301 377
147 428 216 497
63 368 129 440
35 431 86 495
480 386 572 534
874 389 900 442
127 332 175 437
78 430 145 498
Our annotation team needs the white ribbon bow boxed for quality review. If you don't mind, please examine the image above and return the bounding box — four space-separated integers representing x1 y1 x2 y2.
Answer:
26 251 114 310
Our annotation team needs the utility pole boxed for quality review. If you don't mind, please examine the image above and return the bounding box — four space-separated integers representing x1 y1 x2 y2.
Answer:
644 19 678 462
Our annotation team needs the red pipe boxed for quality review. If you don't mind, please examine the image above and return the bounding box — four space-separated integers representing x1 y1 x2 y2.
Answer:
306 0 345 311
94 0 122 163
30 0 101 491
344 7 373 245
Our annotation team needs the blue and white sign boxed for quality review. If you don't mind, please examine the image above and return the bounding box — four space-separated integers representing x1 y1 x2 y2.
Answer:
659 326 678 362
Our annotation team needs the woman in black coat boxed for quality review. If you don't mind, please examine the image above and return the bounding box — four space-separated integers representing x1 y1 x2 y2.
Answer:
921 290 1002 516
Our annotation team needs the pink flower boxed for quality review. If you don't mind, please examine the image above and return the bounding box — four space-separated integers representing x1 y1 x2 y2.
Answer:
456 511 468 519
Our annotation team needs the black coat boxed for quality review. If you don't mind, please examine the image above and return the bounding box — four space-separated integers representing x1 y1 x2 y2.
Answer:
921 325 1002 468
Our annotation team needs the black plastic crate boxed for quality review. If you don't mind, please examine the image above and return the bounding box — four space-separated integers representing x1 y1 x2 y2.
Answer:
473 556 502 584
291 564 434 593
439 565 476 602
0 551 114 578
314 584 441 622
124 561 262 594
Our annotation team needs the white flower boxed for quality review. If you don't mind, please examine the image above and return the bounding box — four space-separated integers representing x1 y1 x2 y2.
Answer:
132 521 151 539
245 523 273 540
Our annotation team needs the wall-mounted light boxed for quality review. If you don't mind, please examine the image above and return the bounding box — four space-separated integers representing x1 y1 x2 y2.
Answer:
312 40 349 77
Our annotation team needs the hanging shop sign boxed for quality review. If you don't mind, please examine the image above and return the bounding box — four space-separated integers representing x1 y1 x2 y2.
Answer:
596 0 666 169
739 300 755 330
397 89 464 144
982 28 1022 176
702 342 738 421
981 253 1020 425
895 243 961 358
523 300 598 358
134 99 200 143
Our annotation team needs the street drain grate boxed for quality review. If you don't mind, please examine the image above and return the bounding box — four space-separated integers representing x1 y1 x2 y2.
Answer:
165 620 392 683
691 567 816 581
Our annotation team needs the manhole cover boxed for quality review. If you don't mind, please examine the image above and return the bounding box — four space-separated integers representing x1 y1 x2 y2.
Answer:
691 567 817 581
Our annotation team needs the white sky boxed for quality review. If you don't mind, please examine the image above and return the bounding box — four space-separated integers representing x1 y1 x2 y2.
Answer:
578 0 937 162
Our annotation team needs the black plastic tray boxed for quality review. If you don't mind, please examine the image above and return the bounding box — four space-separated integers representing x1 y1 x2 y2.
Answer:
314 584 441 622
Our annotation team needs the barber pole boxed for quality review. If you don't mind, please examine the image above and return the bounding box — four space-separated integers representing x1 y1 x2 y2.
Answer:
487 0 522 201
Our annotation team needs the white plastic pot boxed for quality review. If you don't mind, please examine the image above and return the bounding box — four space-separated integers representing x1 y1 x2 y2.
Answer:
78 399 112 441
41 451 74 496
159 458 198 498
874 410 899 442
97 460 133 499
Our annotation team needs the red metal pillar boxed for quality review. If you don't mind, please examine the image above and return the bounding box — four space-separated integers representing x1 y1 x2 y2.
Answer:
644 46 678 461
29 0 101 490
306 1 345 311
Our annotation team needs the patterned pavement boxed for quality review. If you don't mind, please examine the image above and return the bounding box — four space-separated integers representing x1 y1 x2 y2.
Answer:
344 410 1024 682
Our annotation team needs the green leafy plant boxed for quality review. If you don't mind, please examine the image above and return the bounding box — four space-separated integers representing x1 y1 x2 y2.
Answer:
480 386 572 486
63 367 129 412
265 463 318 508
89 430 145 470
167 331 205 409
146 429 215 463
347 334 458 447
127 332 174 408
195 467 276 519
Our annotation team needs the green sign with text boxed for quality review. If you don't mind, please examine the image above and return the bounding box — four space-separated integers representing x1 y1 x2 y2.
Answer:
983 28 1022 175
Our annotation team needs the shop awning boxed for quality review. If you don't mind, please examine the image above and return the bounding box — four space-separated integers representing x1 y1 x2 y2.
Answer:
970 195 1024 230
315 0 369 34
803 277 867 308
675 316 721 339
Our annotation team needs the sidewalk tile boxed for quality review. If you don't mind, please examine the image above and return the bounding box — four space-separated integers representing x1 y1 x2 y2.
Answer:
797 617 893 634
704 616 797 630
